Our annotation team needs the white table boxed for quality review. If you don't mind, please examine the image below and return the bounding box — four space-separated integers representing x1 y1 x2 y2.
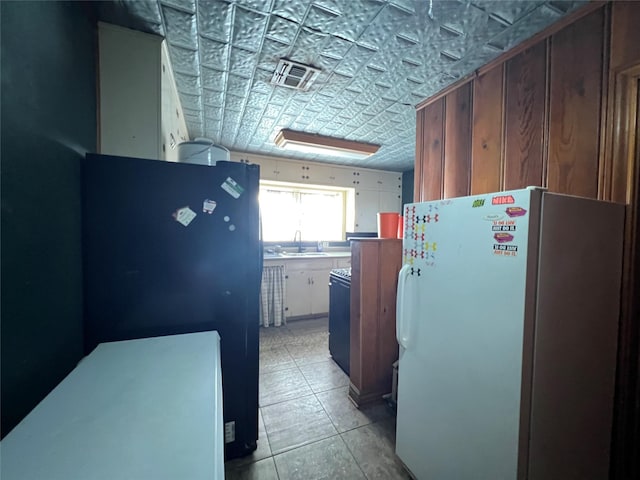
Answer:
1 331 224 480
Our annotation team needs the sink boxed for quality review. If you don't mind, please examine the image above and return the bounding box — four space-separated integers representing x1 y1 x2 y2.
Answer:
281 252 328 257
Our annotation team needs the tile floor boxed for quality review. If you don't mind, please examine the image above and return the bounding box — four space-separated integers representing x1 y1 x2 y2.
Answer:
224 317 409 480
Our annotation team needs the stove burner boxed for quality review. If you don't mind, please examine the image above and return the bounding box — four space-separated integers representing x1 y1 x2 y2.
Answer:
330 268 351 280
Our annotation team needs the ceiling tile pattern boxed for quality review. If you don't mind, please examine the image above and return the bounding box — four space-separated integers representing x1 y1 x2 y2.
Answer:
117 0 586 171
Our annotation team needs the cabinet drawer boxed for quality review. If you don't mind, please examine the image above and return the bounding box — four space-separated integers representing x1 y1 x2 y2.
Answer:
285 259 334 271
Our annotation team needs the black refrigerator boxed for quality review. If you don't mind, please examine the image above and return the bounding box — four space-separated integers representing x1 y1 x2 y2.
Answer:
82 153 260 460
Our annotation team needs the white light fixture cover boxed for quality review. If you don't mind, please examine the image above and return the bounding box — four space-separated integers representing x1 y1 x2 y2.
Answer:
274 129 380 160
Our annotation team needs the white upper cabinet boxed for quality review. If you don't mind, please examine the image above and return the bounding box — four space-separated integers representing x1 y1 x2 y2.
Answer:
229 151 402 231
327 165 356 186
98 23 188 161
160 43 189 161
378 171 403 192
276 161 334 185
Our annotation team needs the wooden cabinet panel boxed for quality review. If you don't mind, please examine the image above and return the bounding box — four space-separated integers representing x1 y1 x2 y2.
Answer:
504 42 547 190
443 83 472 198
471 65 504 194
548 8 604 198
608 2 640 204
349 239 401 406
416 98 444 201
610 1 640 72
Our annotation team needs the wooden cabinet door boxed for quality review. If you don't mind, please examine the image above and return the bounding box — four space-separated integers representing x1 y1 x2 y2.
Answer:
471 66 504 194
548 8 604 198
504 42 547 190
415 98 444 201
443 83 472 198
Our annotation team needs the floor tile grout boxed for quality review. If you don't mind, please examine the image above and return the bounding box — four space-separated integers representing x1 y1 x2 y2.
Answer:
228 317 402 480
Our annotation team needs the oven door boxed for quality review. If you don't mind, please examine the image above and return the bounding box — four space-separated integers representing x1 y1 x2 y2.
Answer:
328 272 350 375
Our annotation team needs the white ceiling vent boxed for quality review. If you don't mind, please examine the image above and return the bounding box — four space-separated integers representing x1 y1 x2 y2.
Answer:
271 59 320 91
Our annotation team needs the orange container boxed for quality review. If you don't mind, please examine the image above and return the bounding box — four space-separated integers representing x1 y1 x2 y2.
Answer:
377 212 399 238
397 215 404 239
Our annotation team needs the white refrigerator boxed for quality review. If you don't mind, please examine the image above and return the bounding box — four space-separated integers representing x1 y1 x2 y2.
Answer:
395 187 625 480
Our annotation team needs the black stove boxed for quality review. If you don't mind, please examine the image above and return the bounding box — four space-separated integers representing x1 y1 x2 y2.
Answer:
329 268 351 375
330 268 351 283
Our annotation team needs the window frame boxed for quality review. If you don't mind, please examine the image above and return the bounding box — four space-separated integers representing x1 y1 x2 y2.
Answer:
259 180 354 242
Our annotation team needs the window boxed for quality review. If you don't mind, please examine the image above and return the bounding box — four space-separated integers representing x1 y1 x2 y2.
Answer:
260 181 353 242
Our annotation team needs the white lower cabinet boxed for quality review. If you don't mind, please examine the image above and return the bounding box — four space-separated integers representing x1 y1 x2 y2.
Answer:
263 256 351 319
284 259 333 318
284 268 311 317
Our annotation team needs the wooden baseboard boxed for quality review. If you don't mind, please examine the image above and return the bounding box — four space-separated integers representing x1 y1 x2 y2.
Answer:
348 383 390 408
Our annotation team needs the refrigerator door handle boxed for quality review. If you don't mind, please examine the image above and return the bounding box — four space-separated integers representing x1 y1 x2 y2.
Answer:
396 264 413 349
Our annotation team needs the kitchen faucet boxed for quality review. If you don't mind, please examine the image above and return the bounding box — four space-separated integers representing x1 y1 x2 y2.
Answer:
293 230 303 253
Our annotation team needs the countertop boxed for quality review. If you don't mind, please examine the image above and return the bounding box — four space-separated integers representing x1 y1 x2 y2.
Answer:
263 250 351 261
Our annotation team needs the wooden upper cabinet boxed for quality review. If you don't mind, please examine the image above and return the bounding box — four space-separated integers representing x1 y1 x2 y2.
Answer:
609 2 640 204
415 98 444 201
443 83 472 198
504 42 547 191
610 1 640 72
548 8 604 199
414 3 618 205
471 65 504 194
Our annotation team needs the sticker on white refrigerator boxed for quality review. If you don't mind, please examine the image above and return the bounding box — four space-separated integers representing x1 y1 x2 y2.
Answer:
472 198 485 208
221 177 244 199
492 224 516 232
483 213 504 221
202 199 217 214
493 232 514 243
492 194 515 205
493 244 518 257
173 206 196 227
505 206 527 218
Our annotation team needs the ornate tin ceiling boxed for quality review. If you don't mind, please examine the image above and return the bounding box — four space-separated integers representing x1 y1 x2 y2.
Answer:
108 0 586 171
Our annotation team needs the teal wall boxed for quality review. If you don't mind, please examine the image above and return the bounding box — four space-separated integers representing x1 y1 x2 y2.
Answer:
402 170 414 209
1 1 97 437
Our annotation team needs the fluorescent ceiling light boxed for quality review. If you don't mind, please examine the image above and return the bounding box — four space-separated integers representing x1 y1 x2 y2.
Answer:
274 129 380 160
